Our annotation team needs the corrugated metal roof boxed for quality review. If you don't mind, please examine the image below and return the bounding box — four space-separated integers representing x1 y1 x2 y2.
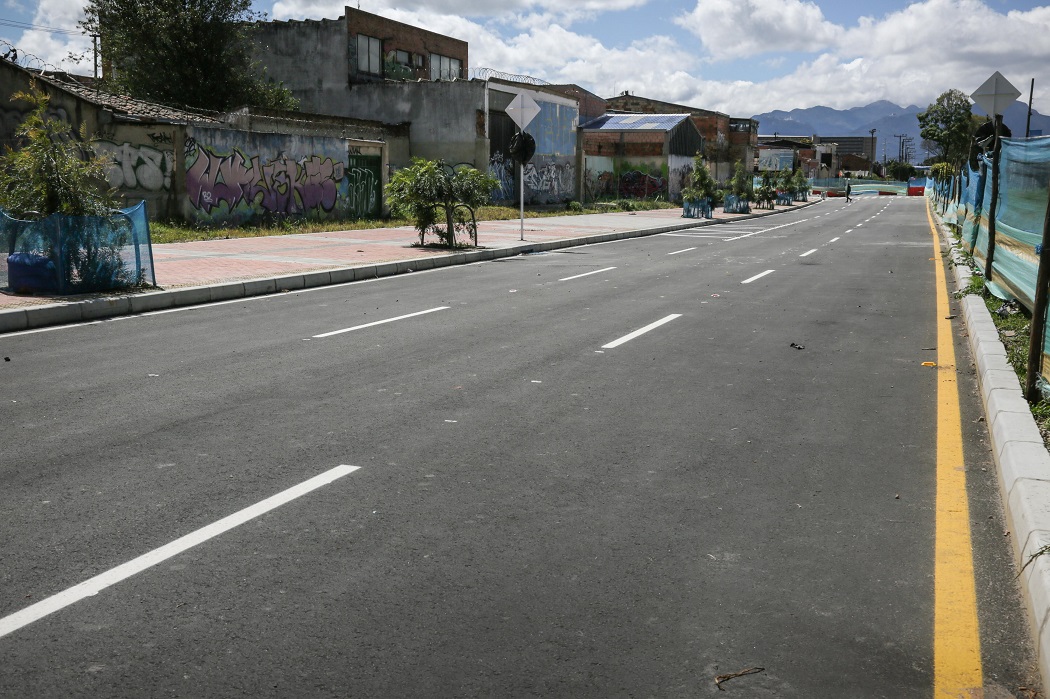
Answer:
580 113 692 131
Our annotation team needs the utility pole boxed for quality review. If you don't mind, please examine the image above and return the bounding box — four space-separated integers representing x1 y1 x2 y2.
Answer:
1027 78 1035 138
894 133 906 163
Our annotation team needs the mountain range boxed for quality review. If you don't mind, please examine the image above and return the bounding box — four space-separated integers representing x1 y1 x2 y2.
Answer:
750 100 1050 162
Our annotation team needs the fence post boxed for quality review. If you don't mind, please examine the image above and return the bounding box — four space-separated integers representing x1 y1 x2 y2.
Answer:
984 115 1003 280
1025 180 1050 401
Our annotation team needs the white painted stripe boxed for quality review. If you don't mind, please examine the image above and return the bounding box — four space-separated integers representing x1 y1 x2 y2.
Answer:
558 266 617 282
742 269 776 284
829 237 840 242
723 218 809 242
845 229 854 233
602 314 682 349
314 306 449 338
0 465 360 639
799 249 818 257
667 247 697 256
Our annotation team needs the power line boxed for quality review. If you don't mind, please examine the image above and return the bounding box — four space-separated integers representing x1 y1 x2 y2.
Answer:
0 18 84 37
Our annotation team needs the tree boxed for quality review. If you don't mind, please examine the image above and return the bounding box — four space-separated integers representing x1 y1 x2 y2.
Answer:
886 160 917 181
681 153 717 203
791 169 809 200
0 84 114 219
754 171 776 209
80 0 296 112
0 84 136 292
731 161 753 201
917 88 975 171
385 158 499 247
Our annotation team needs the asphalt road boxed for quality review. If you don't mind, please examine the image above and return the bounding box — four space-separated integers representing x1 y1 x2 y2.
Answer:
0 197 1040 697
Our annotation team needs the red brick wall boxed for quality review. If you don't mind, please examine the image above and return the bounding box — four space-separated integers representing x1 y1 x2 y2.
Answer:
346 7 468 82
583 131 664 157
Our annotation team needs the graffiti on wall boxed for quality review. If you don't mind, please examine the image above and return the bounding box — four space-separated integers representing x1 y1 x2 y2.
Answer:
185 138 355 217
488 151 515 201
584 167 667 200
96 141 174 192
520 158 571 197
345 165 380 218
618 170 667 198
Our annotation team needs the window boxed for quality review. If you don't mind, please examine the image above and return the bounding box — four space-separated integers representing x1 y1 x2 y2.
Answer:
430 53 461 81
393 50 410 67
357 34 381 75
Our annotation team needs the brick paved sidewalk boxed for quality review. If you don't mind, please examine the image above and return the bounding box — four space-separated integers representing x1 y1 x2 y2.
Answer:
0 205 798 310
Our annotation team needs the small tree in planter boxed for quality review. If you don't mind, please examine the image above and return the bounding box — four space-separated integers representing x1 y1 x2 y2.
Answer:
681 153 718 218
0 84 135 293
792 169 810 201
755 171 776 209
777 168 795 201
385 158 499 247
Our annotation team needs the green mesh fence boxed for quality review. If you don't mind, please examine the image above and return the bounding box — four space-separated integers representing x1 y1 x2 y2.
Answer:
2 201 156 295
955 137 1050 380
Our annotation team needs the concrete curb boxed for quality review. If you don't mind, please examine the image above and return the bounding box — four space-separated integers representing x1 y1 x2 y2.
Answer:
0 202 816 334
936 212 1050 695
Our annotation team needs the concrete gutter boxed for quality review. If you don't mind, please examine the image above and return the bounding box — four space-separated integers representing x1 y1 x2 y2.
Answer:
937 215 1050 695
0 203 813 335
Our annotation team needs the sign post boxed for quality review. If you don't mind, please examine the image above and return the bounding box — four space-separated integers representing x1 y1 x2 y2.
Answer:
506 92 541 241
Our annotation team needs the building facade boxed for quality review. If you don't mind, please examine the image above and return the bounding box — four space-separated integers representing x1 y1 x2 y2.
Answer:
581 113 704 201
602 94 754 181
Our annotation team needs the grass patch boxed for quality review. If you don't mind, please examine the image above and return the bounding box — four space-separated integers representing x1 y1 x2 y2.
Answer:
148 200 677 245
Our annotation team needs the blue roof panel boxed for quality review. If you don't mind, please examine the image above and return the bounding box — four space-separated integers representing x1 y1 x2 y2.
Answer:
581 113 692 131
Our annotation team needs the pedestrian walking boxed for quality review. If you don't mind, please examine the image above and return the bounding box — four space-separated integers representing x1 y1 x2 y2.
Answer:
845 182 852 203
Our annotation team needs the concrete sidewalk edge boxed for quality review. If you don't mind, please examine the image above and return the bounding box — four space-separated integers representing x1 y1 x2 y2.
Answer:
0 202 814 334
936 212 1050 695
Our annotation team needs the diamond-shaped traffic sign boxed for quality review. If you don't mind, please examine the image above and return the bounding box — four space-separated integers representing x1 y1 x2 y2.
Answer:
971 71 1021 116
506 92 541 130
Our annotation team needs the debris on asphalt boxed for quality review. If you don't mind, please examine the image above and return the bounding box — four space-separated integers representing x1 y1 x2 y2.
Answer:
3 356 9 361
922 362 937 367
789 342 805 350
715 666 765 690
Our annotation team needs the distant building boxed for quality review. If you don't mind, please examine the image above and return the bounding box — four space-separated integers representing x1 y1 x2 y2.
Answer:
602 94 754 180
580 113 704 201
814 135 876 162
252 8 583 205
253 7 468 98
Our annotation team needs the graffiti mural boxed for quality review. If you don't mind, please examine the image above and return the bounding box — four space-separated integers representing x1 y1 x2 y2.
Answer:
618 170 667 199
345 163 380 217
186 139 347 215
96 141 174 192
523 158 574 204
488 151 515 201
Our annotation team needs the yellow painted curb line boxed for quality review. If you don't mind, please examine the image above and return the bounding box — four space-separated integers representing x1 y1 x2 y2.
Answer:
928 199 983 696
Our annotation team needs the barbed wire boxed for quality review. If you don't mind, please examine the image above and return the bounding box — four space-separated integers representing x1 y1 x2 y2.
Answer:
0 39 60 74
470 67 551 86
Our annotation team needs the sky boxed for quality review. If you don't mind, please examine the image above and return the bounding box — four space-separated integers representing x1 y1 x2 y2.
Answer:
1 0 1048 118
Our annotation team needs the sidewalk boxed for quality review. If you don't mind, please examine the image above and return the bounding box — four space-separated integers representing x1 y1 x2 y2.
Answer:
0 202 815 333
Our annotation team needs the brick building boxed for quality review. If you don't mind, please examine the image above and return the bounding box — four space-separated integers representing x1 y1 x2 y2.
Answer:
580 113 704 201
602 94 755 180
252 7 469 108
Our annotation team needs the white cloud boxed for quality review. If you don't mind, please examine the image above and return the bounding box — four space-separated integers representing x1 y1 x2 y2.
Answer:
675 0 842 60
7 0 1050 117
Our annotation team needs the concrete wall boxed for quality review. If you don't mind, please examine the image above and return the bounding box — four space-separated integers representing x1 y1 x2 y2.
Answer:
339 81 489 168
95 123 182 220
182 125 383 226
251 18 348 114
0 64 104 154
487 82 580 205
